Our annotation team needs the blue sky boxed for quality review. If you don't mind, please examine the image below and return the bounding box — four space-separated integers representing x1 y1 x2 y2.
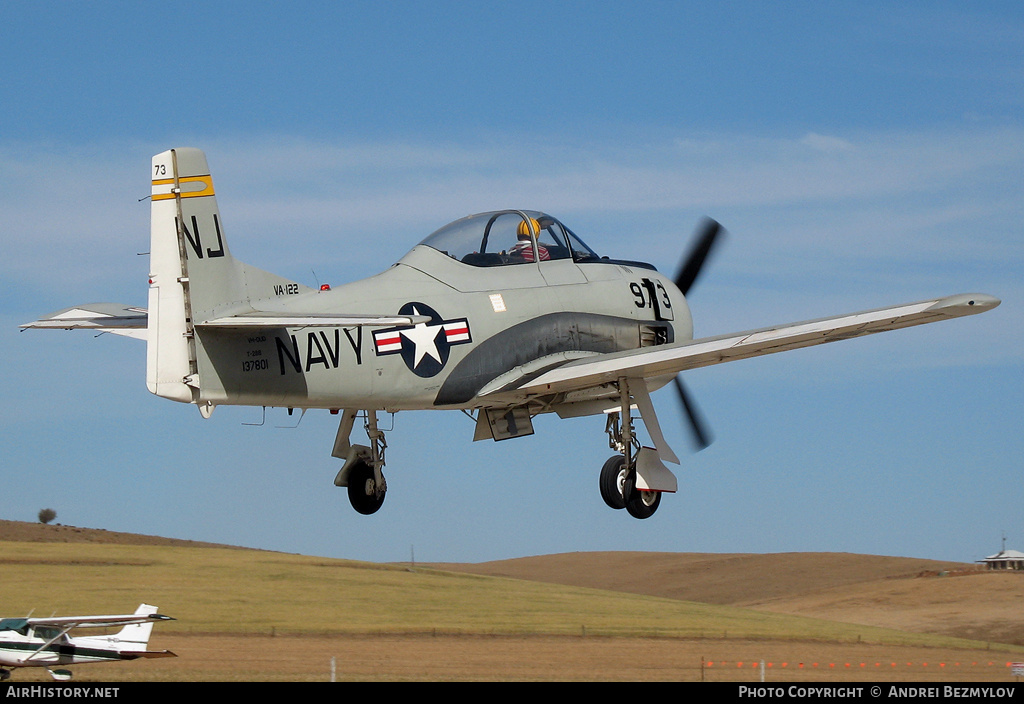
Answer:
2 2 1021 564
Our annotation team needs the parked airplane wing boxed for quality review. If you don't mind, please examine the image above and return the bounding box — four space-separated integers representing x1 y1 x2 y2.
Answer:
487 293 1000 401
24 611 174 630
20 303 148 340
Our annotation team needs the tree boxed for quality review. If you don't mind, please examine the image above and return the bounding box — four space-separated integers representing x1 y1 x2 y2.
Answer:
38 508 56 524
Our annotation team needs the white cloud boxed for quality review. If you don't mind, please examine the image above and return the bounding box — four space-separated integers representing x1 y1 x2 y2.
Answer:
800 132 856 153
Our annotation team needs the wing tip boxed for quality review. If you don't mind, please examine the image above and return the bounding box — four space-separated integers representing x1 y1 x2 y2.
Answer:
931 293 1000 316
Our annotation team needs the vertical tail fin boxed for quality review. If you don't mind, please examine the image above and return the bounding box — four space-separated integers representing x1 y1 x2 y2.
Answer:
114 604 160 648
147 148 217 403
147 148 309 406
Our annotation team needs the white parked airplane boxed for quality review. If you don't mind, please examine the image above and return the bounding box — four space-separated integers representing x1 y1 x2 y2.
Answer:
0 604 175 681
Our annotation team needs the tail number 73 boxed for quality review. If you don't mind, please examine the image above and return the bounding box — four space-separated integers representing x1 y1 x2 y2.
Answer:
630 278 673 321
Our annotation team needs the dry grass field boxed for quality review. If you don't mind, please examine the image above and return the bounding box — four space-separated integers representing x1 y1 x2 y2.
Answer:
431 551 1024 645
1 520 1021 682
6 634 1019 682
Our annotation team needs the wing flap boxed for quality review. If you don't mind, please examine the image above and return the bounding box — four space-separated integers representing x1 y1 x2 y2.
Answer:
490 293 999 400
21 303 147 340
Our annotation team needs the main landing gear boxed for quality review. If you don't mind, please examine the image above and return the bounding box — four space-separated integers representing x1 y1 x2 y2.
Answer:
333 409 388 515
328 380 678 519
599 378 676 519
0 667 71 682
599 454 661 519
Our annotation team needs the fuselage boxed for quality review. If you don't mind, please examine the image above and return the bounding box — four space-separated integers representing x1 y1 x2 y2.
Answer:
0 633 135 668
193 244 692 412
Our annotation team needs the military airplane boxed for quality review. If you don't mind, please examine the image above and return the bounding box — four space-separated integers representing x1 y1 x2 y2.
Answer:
0 604 175 680
22 148 1000 519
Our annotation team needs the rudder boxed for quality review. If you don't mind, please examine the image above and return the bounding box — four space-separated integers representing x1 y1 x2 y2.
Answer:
146 148 309 406
147 148 211 402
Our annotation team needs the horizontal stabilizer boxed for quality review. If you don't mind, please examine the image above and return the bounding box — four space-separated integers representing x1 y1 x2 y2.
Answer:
21 303 147 340
198 312 431 329
120 649 177 659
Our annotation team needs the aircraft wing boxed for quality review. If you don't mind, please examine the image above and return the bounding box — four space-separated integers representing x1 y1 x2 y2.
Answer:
483 293 1000 402
20 303 148 340
24 612 174 630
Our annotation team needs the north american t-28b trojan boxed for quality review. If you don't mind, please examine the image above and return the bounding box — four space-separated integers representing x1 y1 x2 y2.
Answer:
23 148 999 518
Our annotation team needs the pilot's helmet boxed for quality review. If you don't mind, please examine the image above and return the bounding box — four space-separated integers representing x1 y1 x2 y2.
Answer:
517 217 541 239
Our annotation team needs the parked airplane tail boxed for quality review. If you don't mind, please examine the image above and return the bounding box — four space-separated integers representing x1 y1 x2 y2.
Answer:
147 148 310 405
112 604 160 649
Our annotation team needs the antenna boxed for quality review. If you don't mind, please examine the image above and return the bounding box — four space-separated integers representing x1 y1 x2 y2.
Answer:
275 407 307 428
242 407 267 427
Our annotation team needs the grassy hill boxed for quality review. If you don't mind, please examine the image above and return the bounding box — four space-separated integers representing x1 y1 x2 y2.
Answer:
2 521 1021 681
0 539 964 645
0 521 1012 648
432 551 1024 646
427 551 973 604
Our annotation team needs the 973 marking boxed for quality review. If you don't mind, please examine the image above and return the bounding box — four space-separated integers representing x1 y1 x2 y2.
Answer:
629 278 673 321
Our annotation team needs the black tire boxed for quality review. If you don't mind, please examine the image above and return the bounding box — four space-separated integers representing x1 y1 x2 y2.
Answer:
599 455 628 510
347 460 386 515
625 480 661 519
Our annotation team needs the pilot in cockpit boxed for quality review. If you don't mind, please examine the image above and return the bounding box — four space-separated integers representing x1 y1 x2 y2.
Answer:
508 217 551 262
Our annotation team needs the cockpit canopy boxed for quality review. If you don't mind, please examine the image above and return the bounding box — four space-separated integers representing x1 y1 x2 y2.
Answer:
419 210 601 267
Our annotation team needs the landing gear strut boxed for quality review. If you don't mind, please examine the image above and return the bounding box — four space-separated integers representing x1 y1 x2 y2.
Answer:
600 378 667 519
333 409 388 515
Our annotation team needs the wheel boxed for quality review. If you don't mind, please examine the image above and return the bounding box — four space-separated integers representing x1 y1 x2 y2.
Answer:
599 455 628 510
625 480 661 519
347 460 386 515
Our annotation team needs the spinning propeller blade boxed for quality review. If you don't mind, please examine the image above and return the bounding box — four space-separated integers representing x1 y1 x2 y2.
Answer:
674 376 713 451
671 218 726 451
674 217 723 296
